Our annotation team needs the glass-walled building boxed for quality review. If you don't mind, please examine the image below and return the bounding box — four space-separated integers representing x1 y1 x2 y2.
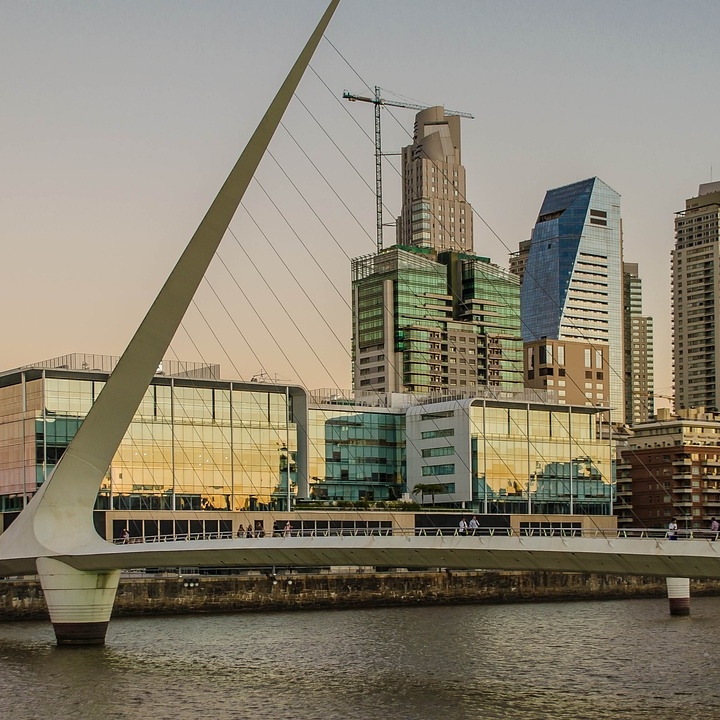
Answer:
520 177 624 424
0 355 300 514
351 246 523 396
0 355 613 525
0 355 407 517
406 393 613 515
307 402 405 502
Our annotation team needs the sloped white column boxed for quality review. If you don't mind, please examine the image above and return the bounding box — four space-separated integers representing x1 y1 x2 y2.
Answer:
666 576 690 616
37 558 120 645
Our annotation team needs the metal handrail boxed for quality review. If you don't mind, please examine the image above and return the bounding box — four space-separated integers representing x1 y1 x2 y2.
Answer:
112 526 720 545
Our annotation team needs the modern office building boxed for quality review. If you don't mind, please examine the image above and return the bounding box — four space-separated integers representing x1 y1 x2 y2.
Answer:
623 262 654 424
395 106 473 253
0 354 407 518
520 177 625 423
406 392 613 515
672 181 720 411
617 408 720 530
351 246 523 395
0 354 615 532
352 106 523 396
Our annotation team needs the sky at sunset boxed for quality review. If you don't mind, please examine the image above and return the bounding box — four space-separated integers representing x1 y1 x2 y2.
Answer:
2 0 720 405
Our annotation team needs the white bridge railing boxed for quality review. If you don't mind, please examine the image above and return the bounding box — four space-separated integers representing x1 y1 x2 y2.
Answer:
112 526 720 544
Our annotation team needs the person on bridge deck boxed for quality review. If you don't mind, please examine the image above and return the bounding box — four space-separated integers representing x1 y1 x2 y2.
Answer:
459 517 468 535
121 528 130 544
236 525 244 538
284 521 292 538
668 518 678 540
468 516 480 535
245 524 254 539
711 517 719 535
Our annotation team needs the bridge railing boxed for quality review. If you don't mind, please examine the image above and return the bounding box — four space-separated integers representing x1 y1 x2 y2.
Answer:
111 526 720 544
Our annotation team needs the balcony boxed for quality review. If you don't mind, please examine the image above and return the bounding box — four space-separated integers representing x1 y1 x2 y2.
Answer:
672 458 692 466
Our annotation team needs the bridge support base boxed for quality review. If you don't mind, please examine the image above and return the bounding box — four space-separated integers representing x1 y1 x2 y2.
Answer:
666 577 690 616
37 558 120 645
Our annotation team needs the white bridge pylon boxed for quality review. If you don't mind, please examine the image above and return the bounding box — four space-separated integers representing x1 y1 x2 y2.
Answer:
0 0 342 645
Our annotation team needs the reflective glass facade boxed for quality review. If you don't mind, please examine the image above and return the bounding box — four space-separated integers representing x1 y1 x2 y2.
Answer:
0 368 298 512
308 407 405 501
352 246 523 394
1 362 610 518
521 177 624 422
407 399 613 515
472 403 612 514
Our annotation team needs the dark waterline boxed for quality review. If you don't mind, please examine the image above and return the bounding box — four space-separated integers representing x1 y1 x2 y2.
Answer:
2 597 719 719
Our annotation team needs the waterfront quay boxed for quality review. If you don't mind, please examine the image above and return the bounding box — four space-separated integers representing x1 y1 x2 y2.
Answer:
4 569 720 622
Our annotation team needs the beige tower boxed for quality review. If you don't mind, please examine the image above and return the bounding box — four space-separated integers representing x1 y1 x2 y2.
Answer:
672 182 720 411
396 106 473 252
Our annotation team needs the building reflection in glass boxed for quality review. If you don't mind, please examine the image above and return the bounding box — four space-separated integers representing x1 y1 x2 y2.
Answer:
0 368 300 513
307 406 405 502
473 403 612 514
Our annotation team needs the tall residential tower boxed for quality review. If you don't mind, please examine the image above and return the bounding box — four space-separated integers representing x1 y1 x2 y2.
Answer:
395 106 473 252
672 181 720 411
623 262 654 424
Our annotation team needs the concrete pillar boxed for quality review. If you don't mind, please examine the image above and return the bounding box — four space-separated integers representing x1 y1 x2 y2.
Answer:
666 576 690 616
37 557 120 645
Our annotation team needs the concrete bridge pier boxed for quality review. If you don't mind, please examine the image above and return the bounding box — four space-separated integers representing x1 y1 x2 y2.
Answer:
36 558 120 645
666 576 690 616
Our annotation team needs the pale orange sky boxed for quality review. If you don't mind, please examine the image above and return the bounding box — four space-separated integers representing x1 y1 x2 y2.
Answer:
2 1 719 403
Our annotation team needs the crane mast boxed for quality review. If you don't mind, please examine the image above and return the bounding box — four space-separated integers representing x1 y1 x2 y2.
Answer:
343 87 473 252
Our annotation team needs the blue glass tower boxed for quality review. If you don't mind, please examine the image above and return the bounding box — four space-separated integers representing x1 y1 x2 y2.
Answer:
521 177 624 422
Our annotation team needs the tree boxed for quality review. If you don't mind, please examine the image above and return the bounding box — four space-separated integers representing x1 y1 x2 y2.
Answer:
412 482 446 506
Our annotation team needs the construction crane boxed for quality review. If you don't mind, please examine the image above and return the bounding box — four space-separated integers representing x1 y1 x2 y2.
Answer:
343 86 474 253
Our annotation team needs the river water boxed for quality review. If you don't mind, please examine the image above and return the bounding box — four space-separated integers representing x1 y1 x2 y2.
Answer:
1 596 719 719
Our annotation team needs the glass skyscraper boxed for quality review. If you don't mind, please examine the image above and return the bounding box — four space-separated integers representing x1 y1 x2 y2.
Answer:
521 177 624 423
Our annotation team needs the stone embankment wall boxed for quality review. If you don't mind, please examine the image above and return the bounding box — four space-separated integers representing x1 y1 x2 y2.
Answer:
2 571 720 621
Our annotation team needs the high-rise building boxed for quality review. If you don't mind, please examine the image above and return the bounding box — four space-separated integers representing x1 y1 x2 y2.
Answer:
395 106 473 252
672 181 720 411
352 106 522 396
623 262 654 424
351 246 523 395
520 177 625 423
509 239 530 281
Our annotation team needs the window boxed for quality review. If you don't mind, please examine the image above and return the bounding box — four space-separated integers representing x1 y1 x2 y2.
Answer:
422 463 455 476
421 410 454 421
421 428 454 439
422 446 455 458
